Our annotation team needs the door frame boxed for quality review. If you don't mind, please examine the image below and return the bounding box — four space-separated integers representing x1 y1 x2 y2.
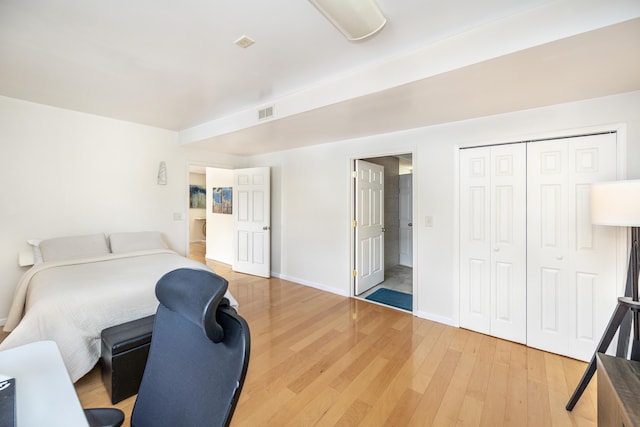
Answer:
399 173 413 267
349 151 417 311
454 122 628 329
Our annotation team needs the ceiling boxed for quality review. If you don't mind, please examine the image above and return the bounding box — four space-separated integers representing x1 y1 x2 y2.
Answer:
1 1 639 156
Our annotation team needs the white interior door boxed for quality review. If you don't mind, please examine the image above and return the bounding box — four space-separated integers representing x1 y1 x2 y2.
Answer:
527 133 619 361
459 144 527 343
399 174 413 267
233 167 271 278
355 160 385 295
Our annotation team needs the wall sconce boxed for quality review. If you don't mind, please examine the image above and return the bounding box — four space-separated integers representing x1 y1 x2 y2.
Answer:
157 161 167 185
308 0 387 41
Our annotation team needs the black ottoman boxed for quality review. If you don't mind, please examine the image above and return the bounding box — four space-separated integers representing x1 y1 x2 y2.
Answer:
100 315 155 404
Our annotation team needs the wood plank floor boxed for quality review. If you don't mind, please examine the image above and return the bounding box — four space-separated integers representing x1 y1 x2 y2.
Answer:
62 244 599 425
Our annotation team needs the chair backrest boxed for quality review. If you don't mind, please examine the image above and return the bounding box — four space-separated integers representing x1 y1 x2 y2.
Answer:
131 268 250 427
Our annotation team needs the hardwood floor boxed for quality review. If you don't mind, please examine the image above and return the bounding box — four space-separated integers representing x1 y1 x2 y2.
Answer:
72 243 597 425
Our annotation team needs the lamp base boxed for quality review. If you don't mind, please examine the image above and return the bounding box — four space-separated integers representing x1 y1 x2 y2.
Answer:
566 227 640 411
566 297 639 410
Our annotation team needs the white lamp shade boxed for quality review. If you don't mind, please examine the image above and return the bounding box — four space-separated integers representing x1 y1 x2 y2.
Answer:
309 0 386 41
591 179 640 226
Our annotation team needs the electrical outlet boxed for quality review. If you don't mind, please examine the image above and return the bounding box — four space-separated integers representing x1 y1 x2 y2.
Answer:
425 216 433 227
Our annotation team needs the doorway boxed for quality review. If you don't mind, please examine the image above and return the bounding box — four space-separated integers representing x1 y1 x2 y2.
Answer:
353 153 414 311
188 165 207 260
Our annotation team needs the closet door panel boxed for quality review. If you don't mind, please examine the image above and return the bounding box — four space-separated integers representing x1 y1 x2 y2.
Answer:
490 144 526 343
527 141 570 355
460 148 491 335
460 144 526 343
539 267 563 332
575 272 597 341
495 262 514 321
540 184 563 248
528 133 618 361
468 259 486 315
567 134 618 360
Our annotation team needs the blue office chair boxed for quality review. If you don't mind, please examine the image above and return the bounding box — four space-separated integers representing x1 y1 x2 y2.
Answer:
84 268 251 427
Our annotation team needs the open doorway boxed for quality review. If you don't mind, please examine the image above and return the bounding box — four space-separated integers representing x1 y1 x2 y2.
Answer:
187 165 207 261
353 153 413 311
187 164 270 275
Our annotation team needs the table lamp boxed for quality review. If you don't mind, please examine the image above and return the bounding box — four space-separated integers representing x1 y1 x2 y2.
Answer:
567 178 640 410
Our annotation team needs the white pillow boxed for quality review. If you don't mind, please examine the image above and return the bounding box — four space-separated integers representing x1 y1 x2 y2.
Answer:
39 233 110 262
109 231 167 254
27 239 44 265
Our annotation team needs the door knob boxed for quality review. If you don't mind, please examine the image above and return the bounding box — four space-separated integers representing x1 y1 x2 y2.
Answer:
262 226 270 231
381 228 386 232
408 223 413 227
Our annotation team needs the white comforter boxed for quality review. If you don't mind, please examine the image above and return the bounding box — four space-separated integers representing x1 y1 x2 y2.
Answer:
0 249 237 382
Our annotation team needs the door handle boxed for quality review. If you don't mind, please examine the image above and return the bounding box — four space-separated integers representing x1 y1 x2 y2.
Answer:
381 228 386 232
408 223 413 227
262 226 270 231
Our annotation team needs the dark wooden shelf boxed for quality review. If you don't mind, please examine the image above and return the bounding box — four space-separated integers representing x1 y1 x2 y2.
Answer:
597 352 640 426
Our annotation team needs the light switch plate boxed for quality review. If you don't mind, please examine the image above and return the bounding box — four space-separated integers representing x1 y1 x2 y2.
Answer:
425 216 433 227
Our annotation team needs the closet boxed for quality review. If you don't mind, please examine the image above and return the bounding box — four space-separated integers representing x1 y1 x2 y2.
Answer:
460 133 620 361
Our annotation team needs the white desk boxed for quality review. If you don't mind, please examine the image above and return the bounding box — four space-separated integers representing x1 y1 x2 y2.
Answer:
0 340 89 427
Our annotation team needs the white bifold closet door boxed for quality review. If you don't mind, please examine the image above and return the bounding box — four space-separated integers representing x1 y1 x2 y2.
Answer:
526 133 619 361
459 143 527 344
460 133 620 361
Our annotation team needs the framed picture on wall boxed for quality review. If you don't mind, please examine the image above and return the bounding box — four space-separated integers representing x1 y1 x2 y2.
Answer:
212 187 232 214
189 185 206 209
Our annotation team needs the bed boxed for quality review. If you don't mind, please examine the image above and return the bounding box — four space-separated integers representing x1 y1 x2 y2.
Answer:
0 232 237 383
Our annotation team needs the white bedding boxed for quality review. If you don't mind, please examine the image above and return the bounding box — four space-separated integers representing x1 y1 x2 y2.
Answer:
0 249 238 382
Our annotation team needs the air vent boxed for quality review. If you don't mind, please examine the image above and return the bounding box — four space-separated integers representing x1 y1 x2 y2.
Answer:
234 35 255 48
258 106 274 120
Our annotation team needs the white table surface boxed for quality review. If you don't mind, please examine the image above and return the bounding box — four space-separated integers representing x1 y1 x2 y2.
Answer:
0 340 89 427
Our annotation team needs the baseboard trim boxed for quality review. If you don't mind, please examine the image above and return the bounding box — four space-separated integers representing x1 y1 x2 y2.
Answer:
272 273 349 297
413 310 457 327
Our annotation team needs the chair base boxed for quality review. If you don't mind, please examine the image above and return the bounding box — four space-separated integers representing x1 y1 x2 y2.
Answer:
84 408 125 427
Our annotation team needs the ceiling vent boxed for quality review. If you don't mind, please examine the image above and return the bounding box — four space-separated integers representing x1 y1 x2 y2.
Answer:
234 35 255 48
258 106 274 120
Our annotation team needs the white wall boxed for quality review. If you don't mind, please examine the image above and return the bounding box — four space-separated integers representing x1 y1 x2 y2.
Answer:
0 96 245 322
249 90 640 325
205 168 234 264
2 91 639 328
